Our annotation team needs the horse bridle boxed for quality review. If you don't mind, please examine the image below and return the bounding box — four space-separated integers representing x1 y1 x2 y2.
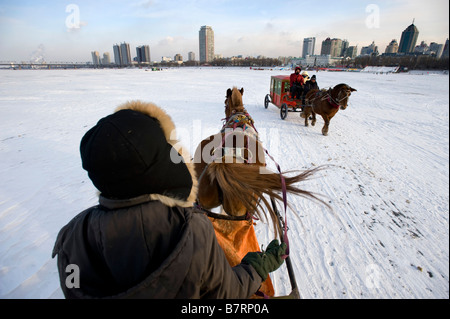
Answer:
325 88 352 109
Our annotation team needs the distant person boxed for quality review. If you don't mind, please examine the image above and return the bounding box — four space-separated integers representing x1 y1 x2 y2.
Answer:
289 66 305 100
302 74 319 105
52 101 286 299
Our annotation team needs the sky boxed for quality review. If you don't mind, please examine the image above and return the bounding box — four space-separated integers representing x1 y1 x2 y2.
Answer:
0 0 448 62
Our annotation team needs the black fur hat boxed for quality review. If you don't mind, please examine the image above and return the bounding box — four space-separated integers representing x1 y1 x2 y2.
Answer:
80 101 197 206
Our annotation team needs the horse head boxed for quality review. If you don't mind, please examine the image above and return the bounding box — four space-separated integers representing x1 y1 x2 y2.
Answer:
332 84 357 110
225 87 244 118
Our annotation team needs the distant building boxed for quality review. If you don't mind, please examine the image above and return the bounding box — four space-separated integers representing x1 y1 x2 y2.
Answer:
398 22 419 54
345 46 358 59
321 38 332 55
442 39 449 58
340 40 349 57
429 42 444 58
330 39 343 57
199 26 214 63
102 52 111 65
188 52 195 61
113 44 122 65
120 42 132 66
304 55 334 67
414 41 430 54
302 37 316 58
385 39 399 54
321 38 343 57
136 45 151 63
360 41 378 56
91 51 100 66
174 53 183 63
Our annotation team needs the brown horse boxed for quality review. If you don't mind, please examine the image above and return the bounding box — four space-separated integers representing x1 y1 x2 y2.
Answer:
302 83 357 136
194 87 324 237
193 87 327 298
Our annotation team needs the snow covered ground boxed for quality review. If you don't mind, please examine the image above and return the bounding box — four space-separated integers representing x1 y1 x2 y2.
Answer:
0 67 448 299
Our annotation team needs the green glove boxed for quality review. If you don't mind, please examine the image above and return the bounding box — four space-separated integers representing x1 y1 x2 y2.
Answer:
242 239 287 280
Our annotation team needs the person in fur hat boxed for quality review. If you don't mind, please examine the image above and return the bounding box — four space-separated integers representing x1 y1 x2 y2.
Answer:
289 66 305 100
302 74 319 105
52 101 286 299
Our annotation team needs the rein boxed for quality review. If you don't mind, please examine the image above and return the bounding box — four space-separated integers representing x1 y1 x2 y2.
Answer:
313 88 349 109
194 203 252 221
198 100 291 253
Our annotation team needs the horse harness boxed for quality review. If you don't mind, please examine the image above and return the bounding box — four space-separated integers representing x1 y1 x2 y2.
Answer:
309 88 351 111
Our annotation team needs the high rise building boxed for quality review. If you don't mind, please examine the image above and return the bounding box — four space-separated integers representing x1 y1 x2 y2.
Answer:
120 42 132 66
321 38 343 57
385 39 399 54
188 52 195 61
340 40 349 57
442 39 449 58
398 22 419 54
199 26 214 63
136 45 151 63
113 44 122 65
321 38 332 55
102 52 111 65
330 38 343 57
345 46 358 59
360 41 378 56
91 51 100 65
302 37 315 58
429 42 444 59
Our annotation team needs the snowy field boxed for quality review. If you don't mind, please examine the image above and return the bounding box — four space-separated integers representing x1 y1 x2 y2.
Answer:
0 67 448 299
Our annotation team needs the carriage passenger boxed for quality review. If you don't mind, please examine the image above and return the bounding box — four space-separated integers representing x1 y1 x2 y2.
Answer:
302 75 319 104
289 66 305 100
304 75 319 93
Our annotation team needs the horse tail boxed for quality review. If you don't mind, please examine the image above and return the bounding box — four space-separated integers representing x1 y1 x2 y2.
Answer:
206 163 328 237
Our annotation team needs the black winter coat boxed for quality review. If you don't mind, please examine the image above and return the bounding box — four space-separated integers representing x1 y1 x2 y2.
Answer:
52 195 262 299
304 80 319 93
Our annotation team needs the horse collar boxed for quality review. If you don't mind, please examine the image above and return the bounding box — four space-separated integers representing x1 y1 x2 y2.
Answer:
327 96 340 109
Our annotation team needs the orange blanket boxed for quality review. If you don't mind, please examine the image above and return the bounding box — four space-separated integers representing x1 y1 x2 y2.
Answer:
208 217 275 298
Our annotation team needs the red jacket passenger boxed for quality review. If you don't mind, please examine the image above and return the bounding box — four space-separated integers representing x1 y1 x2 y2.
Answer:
290 67 304 88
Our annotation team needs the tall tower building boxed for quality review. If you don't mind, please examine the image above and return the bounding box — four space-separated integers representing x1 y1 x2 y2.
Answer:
442 39 449 58
120 42 132 66
398 22 419 54
102 52 111 65
199 26 214 63
136 45 151 63
330 38 343 57
321 38 332 55
302 37 316 58
385 39 399 54
91 51 100 65
113 44 122 65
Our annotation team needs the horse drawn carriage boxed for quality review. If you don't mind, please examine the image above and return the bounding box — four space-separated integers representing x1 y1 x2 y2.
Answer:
264 75 305 120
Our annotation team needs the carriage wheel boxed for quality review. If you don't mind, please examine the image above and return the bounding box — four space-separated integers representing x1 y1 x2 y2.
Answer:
280 103 288 120
264 94 270 109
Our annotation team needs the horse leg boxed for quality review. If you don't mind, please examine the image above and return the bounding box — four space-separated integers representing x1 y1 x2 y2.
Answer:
301 106 310 127
311 111 316 126
321 116 330 136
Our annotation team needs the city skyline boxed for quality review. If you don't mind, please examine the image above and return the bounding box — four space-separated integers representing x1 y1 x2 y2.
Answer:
0 0 448 62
